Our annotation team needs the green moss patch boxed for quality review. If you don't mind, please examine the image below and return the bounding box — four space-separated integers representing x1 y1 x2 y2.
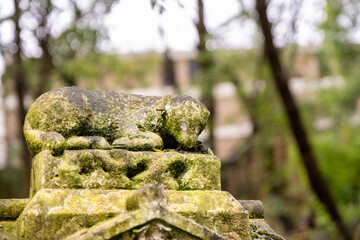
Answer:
0 220 18 240
0 199 28 220
30 150 221 195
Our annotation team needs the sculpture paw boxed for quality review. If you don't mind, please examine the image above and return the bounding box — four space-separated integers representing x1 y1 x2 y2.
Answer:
66 136 111 150
113 132 163 151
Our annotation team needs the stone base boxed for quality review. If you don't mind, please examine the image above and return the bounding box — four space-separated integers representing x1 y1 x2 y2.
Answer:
0 148 285 240
0 199 28 240
0 192 285 240
18 185 249 240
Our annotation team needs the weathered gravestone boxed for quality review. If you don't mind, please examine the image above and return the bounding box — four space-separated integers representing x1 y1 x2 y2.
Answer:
0 87 284 239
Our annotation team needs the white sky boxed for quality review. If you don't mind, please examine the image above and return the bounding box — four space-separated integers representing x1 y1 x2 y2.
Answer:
0 0 327 75
103 0 326 53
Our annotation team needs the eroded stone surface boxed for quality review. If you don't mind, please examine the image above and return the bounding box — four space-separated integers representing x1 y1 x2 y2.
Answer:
0 199 28 220
18 186 249 240
0 87 286 240
24 87 210 155
0 198 28 239
239 200 264 219
0 221 17 240
249 219 284 240
29 149 221 197
113 220 202 240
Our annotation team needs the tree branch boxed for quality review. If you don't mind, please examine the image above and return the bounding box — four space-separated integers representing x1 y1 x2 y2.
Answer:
12 0 32 194
195 0 216 151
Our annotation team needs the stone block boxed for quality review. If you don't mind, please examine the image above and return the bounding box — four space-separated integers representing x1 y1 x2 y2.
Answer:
30 149 221 197
18 185 249 240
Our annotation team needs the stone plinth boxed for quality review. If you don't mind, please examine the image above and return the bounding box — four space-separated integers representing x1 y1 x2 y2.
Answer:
0 88 284 240
18 185 249 240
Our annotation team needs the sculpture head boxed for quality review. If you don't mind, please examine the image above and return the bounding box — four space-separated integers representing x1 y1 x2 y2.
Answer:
162 95 210 149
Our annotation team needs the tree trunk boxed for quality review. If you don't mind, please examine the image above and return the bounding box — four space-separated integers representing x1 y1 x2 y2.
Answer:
255 1 350 239
35 2 54 98
195 0 216 151
13 0 32 195
35 36 53 98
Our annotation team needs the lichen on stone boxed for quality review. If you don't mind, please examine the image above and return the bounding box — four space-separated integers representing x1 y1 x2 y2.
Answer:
4 87 286 240
0 199 28 220
24 87 210 155
0 220 18 240
249 220 285 240
125 194 140 211
29 150 221 196
121 220 202 240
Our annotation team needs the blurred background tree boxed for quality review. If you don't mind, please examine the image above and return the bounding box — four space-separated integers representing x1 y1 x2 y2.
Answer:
1 0 360 239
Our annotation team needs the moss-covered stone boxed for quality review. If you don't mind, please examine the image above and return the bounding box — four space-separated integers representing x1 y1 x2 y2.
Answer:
111 219 202 240
0 220 18 240
0 200 25 240
167 191 249 239
125 194 140 211
66 136 111 150
64 185 245 240
249 220 284 240
17 186 249 240
8 87 286 239
24 87 210 155
29 149 221 196
0 199 28 220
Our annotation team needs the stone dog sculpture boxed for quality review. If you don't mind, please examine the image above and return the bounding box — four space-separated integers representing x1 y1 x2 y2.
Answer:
24 87 210 155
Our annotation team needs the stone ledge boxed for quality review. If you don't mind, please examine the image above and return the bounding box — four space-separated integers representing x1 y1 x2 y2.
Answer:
0 199 28 220
250 219 284 240
18 187 249 240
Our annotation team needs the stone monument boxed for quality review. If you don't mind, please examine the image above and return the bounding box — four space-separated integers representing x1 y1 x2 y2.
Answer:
0 87 284 239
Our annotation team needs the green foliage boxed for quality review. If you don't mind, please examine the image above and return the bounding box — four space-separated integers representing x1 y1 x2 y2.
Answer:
319 131 359 202
320 0 360 110
314 126 360 223
213 2 360 237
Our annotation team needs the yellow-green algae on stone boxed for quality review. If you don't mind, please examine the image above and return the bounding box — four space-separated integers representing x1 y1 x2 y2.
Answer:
0 199 28 220
237 201 284 240
0 199 28 240
104 220 203 240
64 185 246 240
17 185 249 240
0 87 287 240
0 221 17 240
24 87 210 155
29 149 221 197
249 219 284 240
167 191 249 239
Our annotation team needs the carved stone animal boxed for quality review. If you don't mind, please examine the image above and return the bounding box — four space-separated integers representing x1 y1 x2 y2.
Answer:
24 87 210 155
